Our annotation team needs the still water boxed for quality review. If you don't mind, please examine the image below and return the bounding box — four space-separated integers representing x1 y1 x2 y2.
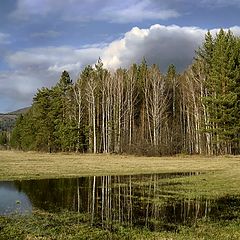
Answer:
0 172 239 231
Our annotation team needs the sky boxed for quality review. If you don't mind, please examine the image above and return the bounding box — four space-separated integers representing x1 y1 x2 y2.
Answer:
0 0 240 113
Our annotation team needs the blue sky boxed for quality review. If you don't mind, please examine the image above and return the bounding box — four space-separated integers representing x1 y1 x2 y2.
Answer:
0 0 240 113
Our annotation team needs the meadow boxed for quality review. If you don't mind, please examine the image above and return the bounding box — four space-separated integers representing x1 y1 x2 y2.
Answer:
0 150 240 239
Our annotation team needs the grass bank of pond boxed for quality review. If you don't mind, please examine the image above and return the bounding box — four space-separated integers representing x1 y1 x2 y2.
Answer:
1 150 240 197
1 209 240 240
0 150 240 239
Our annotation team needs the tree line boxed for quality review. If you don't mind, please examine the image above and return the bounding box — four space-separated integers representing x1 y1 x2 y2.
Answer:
9 29 240 155
0 117 16 148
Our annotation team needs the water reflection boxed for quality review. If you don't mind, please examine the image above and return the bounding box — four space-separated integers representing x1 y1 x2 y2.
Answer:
0 172 239 231
0 182 32 215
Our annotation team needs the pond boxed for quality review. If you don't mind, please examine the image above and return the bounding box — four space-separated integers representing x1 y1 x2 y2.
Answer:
0 172 239 231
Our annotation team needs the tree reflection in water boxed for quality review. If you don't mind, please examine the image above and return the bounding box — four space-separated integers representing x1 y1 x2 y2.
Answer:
2 172 239 231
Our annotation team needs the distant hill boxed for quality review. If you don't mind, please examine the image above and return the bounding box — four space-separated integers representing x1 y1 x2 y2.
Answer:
0 107 30 131
6 107 30 115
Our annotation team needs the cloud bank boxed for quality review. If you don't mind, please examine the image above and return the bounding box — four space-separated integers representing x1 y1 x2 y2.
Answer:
0 32 10 44
10 0 240 24
10 0 179 23
199 0 240 7
1 24 240 112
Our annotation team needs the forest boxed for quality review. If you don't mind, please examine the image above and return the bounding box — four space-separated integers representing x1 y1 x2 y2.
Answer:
7 29 240 155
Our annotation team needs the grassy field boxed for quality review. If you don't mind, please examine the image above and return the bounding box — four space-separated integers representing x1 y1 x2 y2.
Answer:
1 150 240 197
0 150 240 239
0 150 239 178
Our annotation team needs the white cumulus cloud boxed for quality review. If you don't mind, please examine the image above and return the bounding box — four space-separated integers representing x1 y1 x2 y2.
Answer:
102 24 240 70
102 24 205 71
2 24 240 112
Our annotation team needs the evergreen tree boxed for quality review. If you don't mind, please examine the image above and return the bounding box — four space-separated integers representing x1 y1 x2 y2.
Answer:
10 115 24 149
32 87 55 152
196 29 240 154
53 71 76 151
0 131 8 145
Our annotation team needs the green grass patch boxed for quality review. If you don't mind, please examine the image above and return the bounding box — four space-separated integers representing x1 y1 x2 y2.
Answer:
1 209 240 240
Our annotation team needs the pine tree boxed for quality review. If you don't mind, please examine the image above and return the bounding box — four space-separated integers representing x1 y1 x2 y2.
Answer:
53 71 75 151
10 115 24 149
32 87 55 152
196 29 240 154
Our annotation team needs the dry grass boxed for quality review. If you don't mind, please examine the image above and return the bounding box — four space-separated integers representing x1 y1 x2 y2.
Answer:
0 150 240 181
